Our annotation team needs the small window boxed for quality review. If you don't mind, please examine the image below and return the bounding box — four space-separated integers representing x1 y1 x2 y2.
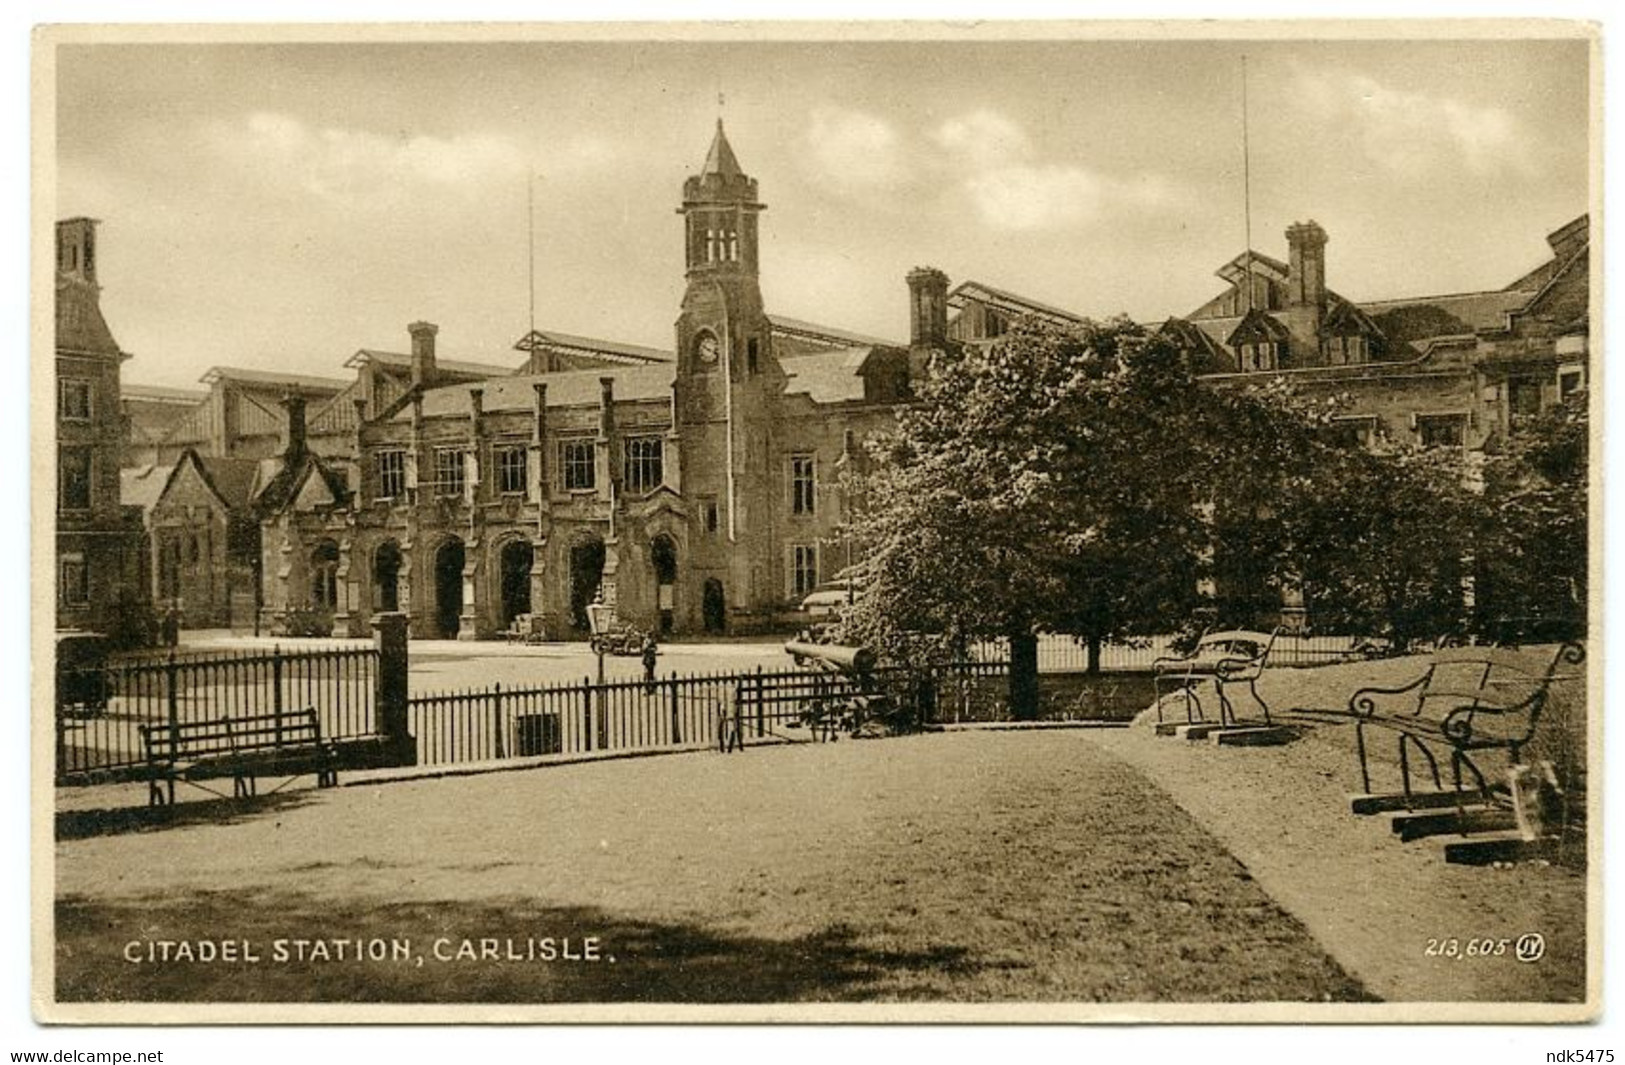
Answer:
1559 370 1585 400
703 499 720 534
624 437 664 496
792 544 819 598
377 450 407 500
1416 413 1467 449
58 447 92 512
1507 377 1543 417
559 438 596 492
60 553 88 606
58 379 92 421
1330 418 1376 450
497 446 528 495
434 448 465 497
746 337 760 375
790 454 816 516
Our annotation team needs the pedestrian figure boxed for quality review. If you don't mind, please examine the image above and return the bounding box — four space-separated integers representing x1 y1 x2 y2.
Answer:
641 635 659 695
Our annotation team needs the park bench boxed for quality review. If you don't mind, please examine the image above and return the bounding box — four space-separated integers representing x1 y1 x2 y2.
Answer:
1152 628 1279 729
1345 642 1584 826
138 707 340 807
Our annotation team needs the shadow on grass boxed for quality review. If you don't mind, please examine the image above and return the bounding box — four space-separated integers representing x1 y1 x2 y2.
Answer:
56 890 986 1004
56 791 321 842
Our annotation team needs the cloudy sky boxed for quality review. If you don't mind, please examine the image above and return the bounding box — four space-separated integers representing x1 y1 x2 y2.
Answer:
53 31 1591 390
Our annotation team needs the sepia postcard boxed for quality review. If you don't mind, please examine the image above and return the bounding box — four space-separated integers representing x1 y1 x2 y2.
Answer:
32 19 1601 1025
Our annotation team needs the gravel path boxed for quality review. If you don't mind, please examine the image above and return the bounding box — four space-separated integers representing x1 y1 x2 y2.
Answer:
1087 660 1587 1005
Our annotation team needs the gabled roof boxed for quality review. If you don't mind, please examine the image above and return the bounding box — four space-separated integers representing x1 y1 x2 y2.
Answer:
199 366 348 393
344 349 520 379
768 315 901 351
1225 308 1292 347
122 384 207 405
1215 251 1290 287
1157 317 1233 370
947 280 1087 325
55 275 123 357
781 346 873 405
1322 299 1384 338
513 329 672 365
252 450 350 516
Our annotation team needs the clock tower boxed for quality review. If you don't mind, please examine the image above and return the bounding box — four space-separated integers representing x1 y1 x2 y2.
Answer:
674 120 780 630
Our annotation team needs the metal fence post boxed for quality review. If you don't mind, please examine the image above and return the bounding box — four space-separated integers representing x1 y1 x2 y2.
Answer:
166 651 180 751
754 666 765 737
492 682 506 760
583 675 594 752
668 675 682 745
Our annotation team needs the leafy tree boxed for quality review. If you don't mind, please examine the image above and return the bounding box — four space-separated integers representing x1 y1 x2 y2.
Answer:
1280 441 1476 652
1474 397 1588 642
839 318 1332 717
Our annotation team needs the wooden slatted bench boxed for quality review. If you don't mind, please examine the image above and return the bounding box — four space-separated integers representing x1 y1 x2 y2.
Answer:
138 707 340 807
1346 642 1584 821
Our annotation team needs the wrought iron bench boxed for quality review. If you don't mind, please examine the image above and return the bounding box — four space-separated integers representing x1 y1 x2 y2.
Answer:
1347 642 1584 813
138 707 340 807
1152 628 1279 728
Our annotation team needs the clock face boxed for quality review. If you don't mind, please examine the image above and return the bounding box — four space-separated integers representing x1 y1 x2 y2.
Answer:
696 333 719 364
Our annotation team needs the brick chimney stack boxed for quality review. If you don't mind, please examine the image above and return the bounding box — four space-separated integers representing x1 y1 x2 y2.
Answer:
281 391 307 458
409 321 439 387
1285 221 1329 309
906 267 949 349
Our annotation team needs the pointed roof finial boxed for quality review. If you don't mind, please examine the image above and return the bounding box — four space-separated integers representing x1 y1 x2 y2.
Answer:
702 118 744 179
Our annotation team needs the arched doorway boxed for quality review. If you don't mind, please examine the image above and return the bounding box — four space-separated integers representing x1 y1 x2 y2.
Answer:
568 537 606 632
374 540 402 613
499 539 534 629
702 577 726 634
651 534 678 635
434 538 465 638
310 540 340 612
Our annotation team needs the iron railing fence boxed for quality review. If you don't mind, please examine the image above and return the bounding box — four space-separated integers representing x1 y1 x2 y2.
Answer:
969 632 1399 671
405 660 1016 769
55 645 377 783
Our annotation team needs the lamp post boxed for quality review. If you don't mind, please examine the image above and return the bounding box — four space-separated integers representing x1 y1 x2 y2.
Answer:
585 590 610 750
586 590 609 688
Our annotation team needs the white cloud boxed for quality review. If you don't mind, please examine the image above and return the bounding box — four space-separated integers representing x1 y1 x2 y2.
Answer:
1291 66 1532 178
964 165 1184 232
800 106 911 195
211 112 536 206
932 108 1034 169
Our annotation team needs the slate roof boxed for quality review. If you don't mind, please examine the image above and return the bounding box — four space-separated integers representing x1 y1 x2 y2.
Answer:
514 330 672 364
1225 308 1292 347
55 275 122 356
702 120 744 180
781 347 872 405
196 455 265 510
344 349 522 379
199 366 349 393
401 364 678 420
947 280 1087 325
769 315 901 351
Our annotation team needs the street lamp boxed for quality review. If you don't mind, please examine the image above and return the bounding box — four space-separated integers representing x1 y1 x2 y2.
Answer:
586 590 610 688
585 590 610 751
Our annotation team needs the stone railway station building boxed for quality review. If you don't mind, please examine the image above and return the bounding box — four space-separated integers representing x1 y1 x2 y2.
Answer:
71 122 1590 641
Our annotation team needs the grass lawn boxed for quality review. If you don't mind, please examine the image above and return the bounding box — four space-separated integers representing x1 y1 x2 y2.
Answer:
55 732 1368 1004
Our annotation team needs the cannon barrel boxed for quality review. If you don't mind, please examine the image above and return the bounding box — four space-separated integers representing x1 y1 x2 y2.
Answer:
784 641 876 674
